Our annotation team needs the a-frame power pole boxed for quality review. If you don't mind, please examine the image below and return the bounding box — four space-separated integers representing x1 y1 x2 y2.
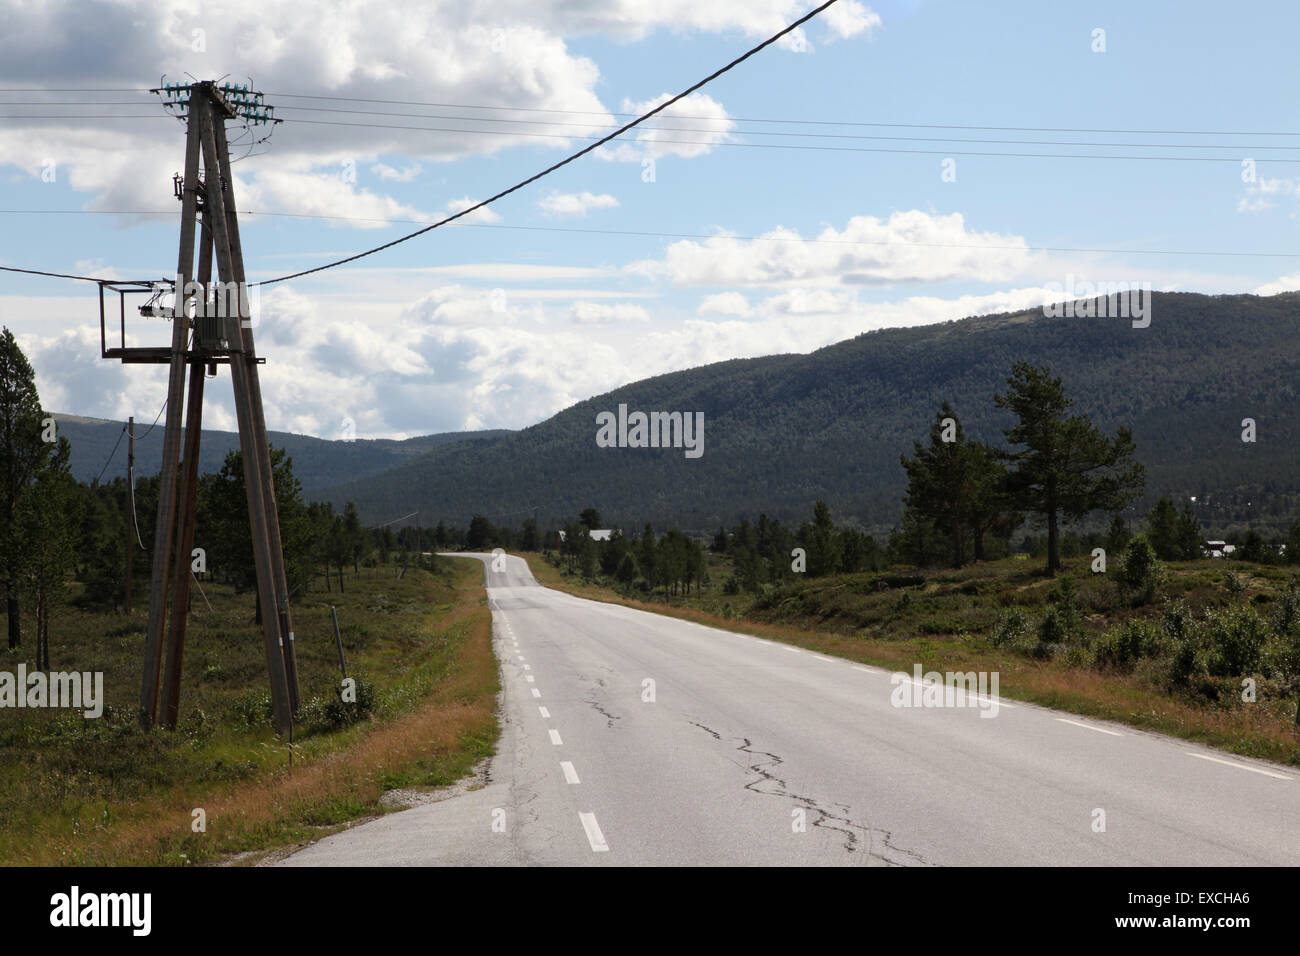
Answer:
123 80 299 736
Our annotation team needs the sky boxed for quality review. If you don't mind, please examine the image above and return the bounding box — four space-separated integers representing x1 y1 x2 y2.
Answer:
0 0 1297 444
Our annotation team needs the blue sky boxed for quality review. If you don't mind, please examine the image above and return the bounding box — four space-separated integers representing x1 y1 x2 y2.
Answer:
1 0 1297 440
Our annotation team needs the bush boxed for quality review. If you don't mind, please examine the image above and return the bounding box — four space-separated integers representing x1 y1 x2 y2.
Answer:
1221 570 1245 598
1039 577 1081 646
1160 600 1195 645
299 676 377 732
990 608 1033 651
1204 606 1269 677
1271 581 1300 638
1168 635 1202 687
1115 537 1165 605
1093 618 1161 670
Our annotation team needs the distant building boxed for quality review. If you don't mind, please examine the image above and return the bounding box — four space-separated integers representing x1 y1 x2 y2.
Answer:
557 529 613 544
1205 540 1235 559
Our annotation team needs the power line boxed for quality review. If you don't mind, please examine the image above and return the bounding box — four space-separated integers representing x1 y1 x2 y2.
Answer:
268 114 1300 152
8 93 1300 140
18 110 1290 161
3 210 1297 261
92 423 128 484
251 105 1300 150
136 398 168 440
264 93 1300 138
253 0 847 287
0 263 116 282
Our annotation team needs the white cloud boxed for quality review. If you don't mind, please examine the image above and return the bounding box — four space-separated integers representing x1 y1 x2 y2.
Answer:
630 211 1033 288
822 1 882 40
1254 273 1300 295
697 292 752 317
371 162 422 182
568 301 650 324
1238 177 1299 215
444 196 502 225
597 92 735 162
538 191 620 217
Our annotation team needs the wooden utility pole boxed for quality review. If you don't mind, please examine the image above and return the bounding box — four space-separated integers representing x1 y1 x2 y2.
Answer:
124 416 134 614
126 80 296 735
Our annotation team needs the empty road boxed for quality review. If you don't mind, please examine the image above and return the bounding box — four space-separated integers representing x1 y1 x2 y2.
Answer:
280 553 1298 866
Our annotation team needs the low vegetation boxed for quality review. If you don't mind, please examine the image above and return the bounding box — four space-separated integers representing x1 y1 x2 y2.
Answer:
0 557 498 865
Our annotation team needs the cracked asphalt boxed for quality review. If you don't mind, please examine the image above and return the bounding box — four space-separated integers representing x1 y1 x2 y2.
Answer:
278 553 1299 866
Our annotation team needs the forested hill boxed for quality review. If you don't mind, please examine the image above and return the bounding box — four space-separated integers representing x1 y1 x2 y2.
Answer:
323 292 1300 534
55 415 510 495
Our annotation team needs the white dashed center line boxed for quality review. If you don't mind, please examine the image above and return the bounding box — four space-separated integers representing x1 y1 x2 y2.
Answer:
526 675 535 682
1057 718 1123 737
538 706 550 718
560 761 581 784
579 812 609 852
531 688 541 698
548 729 563 745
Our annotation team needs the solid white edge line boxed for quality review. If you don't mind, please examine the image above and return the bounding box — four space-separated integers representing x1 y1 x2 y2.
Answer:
1185 751 1293 780
548 729 563 745
782 646 801 654
1056 717 1123 737
579 811 609 852
560 761 580 784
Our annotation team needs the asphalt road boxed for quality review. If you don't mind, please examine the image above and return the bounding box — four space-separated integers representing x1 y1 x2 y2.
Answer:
279 553 1298 866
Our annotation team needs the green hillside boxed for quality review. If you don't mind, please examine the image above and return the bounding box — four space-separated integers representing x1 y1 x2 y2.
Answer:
54 414 510 495
326 291 1300 534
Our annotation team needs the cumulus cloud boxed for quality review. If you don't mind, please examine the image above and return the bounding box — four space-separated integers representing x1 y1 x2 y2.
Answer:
371 162 422 182
538 191 620 217
568 301 650 323
1254 273 1300 295
630 211 1033 288
444 196 503 225
597 92 735 162
697 292 752 317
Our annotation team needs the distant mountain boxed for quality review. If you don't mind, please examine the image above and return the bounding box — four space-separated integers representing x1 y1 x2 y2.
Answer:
323 292 1300 534
54 414 510 496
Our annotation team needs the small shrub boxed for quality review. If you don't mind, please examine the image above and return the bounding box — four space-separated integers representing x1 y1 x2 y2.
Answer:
1204 605 1269 677
1115 537 1165 605
990 608 1033 652
1222 570 1245 598
1093 618 1161 670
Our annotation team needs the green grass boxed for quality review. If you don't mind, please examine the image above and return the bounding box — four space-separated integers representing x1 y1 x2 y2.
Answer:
0 556 499 865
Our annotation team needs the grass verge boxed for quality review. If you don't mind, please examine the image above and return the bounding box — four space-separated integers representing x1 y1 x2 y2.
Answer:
0 556 498 865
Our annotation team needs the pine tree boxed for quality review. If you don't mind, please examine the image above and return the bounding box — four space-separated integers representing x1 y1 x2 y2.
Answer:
995 362 1145 574
0 328 50 649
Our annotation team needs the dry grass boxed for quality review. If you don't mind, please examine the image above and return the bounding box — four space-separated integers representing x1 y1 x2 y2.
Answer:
3 557 500 866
